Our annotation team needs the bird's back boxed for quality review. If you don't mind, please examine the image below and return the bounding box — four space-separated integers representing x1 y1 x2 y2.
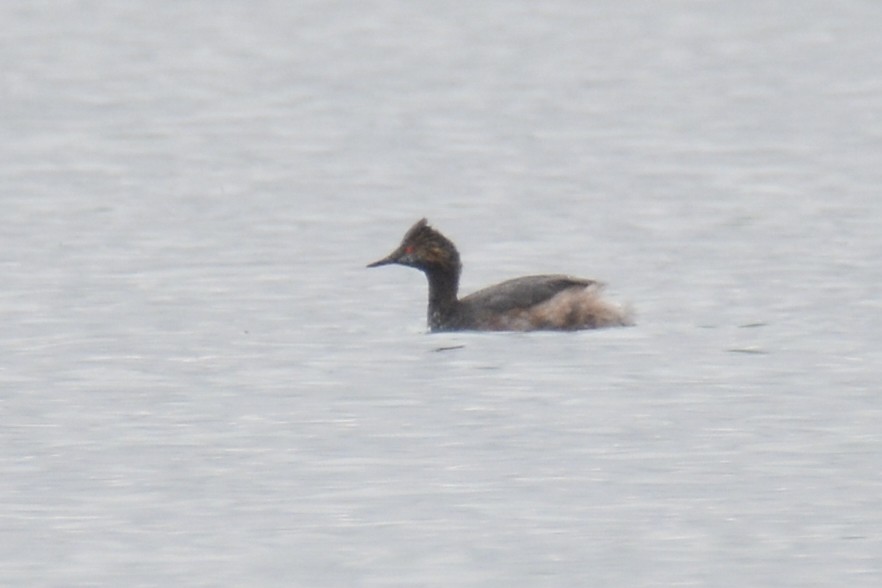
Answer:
453 275 631 331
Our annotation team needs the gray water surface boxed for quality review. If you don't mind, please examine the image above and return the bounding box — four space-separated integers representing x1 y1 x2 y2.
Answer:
2 1 881 586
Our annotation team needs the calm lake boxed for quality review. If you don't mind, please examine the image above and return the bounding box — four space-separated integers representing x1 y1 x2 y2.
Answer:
2 1 881 586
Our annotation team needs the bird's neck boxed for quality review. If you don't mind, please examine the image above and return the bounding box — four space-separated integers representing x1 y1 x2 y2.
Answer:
425 263 460 330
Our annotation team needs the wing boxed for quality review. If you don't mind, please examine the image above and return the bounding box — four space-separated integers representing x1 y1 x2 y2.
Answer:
460 275 603 314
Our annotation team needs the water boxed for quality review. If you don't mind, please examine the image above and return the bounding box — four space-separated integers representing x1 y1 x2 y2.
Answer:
2 1 881 586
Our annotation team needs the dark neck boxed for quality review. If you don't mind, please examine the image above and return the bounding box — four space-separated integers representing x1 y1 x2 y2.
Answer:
424 263 460 330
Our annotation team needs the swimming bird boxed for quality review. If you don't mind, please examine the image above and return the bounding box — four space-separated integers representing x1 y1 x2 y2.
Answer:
367 219 633 332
